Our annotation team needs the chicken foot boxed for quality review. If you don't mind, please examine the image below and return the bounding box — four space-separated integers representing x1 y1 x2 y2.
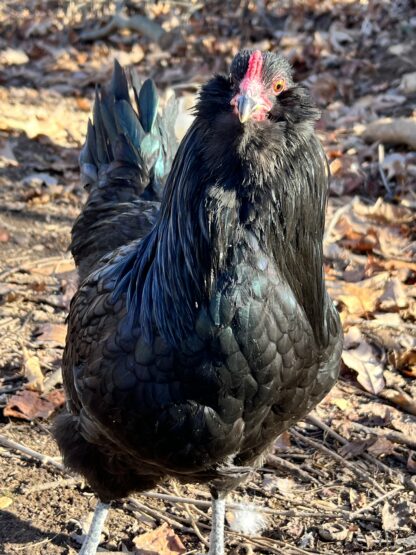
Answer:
79 501 110 555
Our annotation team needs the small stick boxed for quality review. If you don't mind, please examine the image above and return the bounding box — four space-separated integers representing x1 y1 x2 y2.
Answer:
350 421 416 450
307 414 399 477
140 492 379 522
290 429 386 494
0 434 65 471
23 477 79 494
127 498 189 530
351 485 404 517
133 498 312 555
324 199 354 244
378 143 392 195
173 482 209 547
266 454 320 484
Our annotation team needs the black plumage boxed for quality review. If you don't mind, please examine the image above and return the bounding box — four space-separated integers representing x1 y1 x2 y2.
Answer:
54 50 343 553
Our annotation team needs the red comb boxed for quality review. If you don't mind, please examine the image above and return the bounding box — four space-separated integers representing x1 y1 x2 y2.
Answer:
245 50 263 81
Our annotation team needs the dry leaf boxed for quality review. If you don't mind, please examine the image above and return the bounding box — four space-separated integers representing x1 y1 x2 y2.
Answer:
318 523 349 542
381 501 412 532
328 273 389 318
3 389 64 420
34 323 67 347
342 343 385 395
338 438 376 459
261 476 296 496
133 523 185 555
389 349 416 377
367 437 397 456
275 430 291 451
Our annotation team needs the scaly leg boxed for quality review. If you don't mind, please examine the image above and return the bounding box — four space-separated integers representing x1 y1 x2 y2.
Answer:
208 493 226 555
79 501 110 555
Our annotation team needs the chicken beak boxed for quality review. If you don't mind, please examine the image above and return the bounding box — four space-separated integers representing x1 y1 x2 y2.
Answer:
237 94 257 124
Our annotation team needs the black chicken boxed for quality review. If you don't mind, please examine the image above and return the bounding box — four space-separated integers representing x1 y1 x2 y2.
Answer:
54 49 343 555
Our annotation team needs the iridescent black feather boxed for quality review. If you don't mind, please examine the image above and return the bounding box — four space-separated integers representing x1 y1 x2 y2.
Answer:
55 51 342 504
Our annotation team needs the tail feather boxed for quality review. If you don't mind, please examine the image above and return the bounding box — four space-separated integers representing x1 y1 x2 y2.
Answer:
73 60 178 280
136 78 159 133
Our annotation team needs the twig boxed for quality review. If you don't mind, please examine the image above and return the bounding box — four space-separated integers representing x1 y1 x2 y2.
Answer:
349 421 416 450
127 497 189 530
22 477 79 494
378 143 392 195
307 414 398 477
324 198 355 244
0 255 72 281
132 497 313 555
0 433 65 472
351 485 404 517
172 482 209 547
266 453 320 484
344 318 416 334
141 491 379 522
0 317 19 329
290 429 386 494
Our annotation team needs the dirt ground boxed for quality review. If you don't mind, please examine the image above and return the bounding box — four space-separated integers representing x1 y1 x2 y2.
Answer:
0 1 416 554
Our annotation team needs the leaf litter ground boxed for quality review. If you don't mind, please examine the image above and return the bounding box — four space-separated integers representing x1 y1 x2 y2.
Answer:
0 1 415 553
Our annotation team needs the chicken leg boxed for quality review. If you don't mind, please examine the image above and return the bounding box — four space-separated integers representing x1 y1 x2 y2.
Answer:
208 493 226 555
79 501 110 555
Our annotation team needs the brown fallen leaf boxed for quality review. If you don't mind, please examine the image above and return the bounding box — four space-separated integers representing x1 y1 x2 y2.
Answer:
3 389 65 420
342 343 385 395
318 522 349 542
381 501 412 532
34 323 67 347
133 523 186 555
275 430 291 451
338 438 376 459
328 273 389 318
389 349 416 378
367 437 398 457
341 227 379 254
261 476 296 496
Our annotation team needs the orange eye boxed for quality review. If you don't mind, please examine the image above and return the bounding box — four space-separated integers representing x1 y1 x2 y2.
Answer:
273 79 285 95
